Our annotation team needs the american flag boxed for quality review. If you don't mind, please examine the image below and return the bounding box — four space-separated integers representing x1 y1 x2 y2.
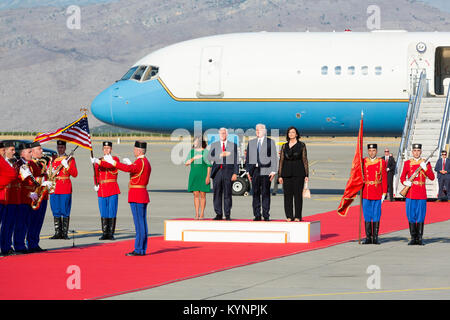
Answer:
34 114 92 150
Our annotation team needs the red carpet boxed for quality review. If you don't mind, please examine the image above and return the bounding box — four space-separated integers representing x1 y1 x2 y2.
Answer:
0 202 448 300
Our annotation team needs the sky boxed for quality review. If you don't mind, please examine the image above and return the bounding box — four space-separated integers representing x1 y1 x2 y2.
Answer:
0 0 449 13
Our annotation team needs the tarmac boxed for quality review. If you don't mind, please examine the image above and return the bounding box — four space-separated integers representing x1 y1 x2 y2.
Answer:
12 137 450 300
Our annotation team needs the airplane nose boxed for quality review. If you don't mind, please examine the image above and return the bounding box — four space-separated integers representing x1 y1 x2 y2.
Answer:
91 87 113 125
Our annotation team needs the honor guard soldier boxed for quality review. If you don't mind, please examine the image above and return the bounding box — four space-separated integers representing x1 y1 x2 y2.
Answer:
362 144 387 244
91 141 121 240
103 141 151 256
400 143 435 245
49 140 78 240
0 141 18 256
0 142 20 255
27 141 51 252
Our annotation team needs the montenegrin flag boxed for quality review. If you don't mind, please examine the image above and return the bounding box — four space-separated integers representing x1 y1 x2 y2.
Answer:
337 114 364 217
34 114 92 150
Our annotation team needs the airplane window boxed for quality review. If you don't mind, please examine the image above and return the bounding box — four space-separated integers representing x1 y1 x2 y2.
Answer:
143 66 160 81
131 66 147 81
348 66 355 75
335 66 342 75
321 66 328 75
120 66 138 81
375 66 382 75
361 66 368 76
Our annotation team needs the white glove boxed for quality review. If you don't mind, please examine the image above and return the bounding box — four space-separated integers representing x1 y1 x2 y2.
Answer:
41 181 52 189
420 162 427 171
90 157 100 165
29 192 38 201
61 159 69 169
404 180 412 187
123 158 132 165
103 154 116 166
19 166 32 179
381 194 386 203
94 185 99 192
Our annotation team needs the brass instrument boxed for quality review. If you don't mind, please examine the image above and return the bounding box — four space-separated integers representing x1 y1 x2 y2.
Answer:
399 147 438 197
31 146 78 210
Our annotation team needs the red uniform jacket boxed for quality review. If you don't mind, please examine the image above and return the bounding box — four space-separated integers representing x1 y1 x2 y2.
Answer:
116 156 151 204
400 158 435 199
0 157 18 205
362 157 387 200
50 156 78 195
95 156 120 198
17 158 40 205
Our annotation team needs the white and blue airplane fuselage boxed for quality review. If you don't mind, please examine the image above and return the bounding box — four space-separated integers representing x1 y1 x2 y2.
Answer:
91 31 450 135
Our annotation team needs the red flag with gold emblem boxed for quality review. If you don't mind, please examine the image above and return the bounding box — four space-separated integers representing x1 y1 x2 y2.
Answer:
337 115 364 216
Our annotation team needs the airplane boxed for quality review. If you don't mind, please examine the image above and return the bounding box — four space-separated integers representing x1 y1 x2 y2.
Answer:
90 31 450 135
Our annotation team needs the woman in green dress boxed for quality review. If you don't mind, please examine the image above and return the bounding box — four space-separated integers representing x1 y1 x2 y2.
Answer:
185 136 212 219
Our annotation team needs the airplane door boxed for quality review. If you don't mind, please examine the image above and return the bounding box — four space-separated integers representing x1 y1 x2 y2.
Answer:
197 46 224 98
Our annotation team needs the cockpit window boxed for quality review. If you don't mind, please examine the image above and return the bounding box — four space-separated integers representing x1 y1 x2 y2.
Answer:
143 66 159 81
131 66 147 81
120 66 138 81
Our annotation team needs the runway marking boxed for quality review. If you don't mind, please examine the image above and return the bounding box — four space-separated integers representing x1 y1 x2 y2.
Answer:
249 286 450 300
312 196 343 202
40 229 125 239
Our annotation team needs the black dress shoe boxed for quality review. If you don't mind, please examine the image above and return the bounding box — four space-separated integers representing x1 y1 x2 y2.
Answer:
225 216 231 221
29 247 47 253
213 215 223 220
253 217 262 221
15 249 29 255
1 249 15 256
264 217 270 221
125 251 145 256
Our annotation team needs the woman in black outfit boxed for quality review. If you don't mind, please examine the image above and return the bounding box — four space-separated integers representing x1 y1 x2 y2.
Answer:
278 127 309 221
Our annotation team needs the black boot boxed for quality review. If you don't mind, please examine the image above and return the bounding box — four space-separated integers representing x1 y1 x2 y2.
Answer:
49 217 62 239
408 223 417 245
363 222 372 244
109 218 116 240
99 218 108 240
372 222 380 245
417 223 425 246
61 217 70 240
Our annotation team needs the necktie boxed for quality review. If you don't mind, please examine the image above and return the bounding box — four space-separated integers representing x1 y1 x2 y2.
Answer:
444 159 446 171
220 142 225 169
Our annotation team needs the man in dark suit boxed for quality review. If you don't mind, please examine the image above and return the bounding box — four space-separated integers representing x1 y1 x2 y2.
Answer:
208 128 239 220
383 148 396 201
434 150 449 202
245 124 278 221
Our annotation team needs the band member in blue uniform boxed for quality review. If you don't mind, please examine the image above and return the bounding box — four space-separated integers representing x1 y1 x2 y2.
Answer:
27 141 51 252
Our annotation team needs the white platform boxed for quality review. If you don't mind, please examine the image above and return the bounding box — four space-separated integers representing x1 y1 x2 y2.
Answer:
164 219 321 243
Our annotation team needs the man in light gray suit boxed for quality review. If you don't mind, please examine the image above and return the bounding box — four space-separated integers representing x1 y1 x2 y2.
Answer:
245 124 278 221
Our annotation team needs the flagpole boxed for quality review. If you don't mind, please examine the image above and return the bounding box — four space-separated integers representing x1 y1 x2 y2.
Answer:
358 111 364 245
80 107 98 187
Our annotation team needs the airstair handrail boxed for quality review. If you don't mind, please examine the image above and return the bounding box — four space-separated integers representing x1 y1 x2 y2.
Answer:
393 71 426 195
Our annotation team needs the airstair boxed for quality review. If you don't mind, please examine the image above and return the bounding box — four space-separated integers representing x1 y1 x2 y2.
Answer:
393 71 450 199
